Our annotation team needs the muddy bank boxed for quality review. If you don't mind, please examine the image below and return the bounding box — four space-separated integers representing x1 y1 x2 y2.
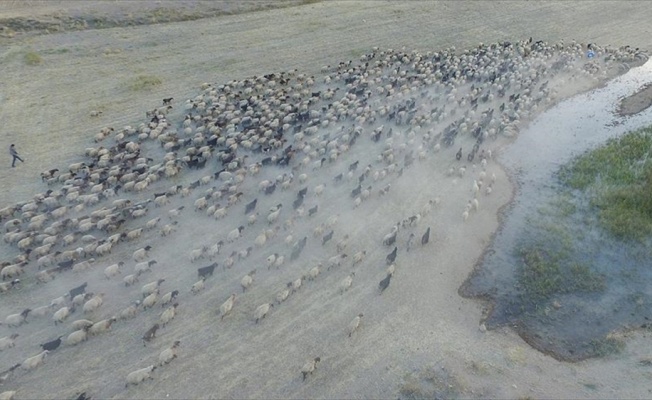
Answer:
618 82 652 116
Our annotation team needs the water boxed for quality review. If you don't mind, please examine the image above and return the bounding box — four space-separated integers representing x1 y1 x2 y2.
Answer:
461 60 652 361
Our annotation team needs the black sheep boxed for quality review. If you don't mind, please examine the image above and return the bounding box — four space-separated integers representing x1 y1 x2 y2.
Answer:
421 227 431 245
351 184 362 198
386 247 397 265
308 205 318 217
245 199 258 215
40 336 63 351
197 262 218 279
69 282 88 300
297 187 308 198
292 196 304 210
379 273 392 293
456 147 463 161
142 323 160 346
322 230 334 246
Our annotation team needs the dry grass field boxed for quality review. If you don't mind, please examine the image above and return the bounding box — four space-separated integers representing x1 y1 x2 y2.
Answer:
1 2 652 399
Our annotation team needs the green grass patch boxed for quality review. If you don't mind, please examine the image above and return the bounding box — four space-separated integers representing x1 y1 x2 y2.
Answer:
129 75 162 91
517 246 605 303
589 336 625 357
557 126 652 240
24 51 42 65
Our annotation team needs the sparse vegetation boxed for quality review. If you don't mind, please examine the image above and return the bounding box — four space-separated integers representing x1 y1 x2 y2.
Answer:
24 50 42 65
399 366 466 400
129 75 162 91
517 246 605 303
589 336 625 357
558 126 652 240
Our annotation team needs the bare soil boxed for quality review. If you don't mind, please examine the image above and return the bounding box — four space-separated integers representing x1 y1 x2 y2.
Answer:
618 83 652 116
1 2 652 400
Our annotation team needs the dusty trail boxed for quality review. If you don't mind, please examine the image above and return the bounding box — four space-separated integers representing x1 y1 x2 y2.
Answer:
0 2 652 400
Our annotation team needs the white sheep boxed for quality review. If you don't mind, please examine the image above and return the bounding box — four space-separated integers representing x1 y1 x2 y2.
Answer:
83 293 104 314
0 334 19 351
134 260 157 275
104 262 124 279
308 263 321 280
190 277 206 294
53 306 73 325
254 232 267 247
301 357 321 381
348 313 364 337
160 290 179 308
240 270 256 292
352 250 367 266
133 246 152 262
142 279 165 298
254 303 274 323
89 317 116 335
21 350 49 370
142 290 159 309
159 341 181 366
219 294 236 320
118 301 140 320
159 303 179 327
339 272 355 294
67 326 90 346
71 319 94 331
126 365 156 387
291 276 304 293
124 273 140 287
227 226 244 242
72 258 95 273
5 309 31 327
276 285 291 304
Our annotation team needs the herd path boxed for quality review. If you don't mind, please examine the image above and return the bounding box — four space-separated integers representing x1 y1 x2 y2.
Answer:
1 1 651 206
1 2 652 400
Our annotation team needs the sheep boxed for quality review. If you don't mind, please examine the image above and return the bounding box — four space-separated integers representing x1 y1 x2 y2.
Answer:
52 306 74 326
197 262 218 279
352 250 366 266
227 226 244 242
190 277 206 294
4 309 31 327
421 227 431 245
133 245 152 262
124 273 140 287
142 324 160 345
66 326 90 346
301 357 321 381
219 294 236 320
160 290 179 307
21 350 49 370
118 301 141 320
189 246 206 262
0 279 20 293
240 270 256 292
254 231 267 247
160 303 179 327
386 246 398 265
126 365 156 387
104 261 124 279
146 217 161 230
142 279 165 298
0 391 16 400
39 335 63 351
276 285 291 304
72 258 95 273
159 340 181 366
1 264 24 281
50 294 70 308
143 289 159 309
206 242 223 260
83 293 105 314
0 334 19 351
308 263 321 281
71 319 94 330
89 317 117 335
68 281 88 299
327 254 348 270
291 276 304 293
135 259 157 275
160 222 178 236
126 228 144 241
72 292 93 307
379 273 392 293
336 235 350 253
254 303 274 323
339 272 355 294
348 314 364 337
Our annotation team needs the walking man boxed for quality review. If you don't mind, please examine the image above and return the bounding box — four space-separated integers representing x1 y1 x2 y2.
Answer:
9 144 24 167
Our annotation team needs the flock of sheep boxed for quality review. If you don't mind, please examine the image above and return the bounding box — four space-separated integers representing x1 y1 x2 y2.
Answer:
0 39 647 399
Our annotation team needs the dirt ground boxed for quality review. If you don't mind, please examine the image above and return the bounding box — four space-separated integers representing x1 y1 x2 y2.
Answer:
2 2 652 399
619 83 652 116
